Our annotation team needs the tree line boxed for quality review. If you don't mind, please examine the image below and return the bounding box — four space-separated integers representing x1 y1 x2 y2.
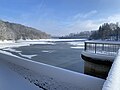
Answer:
59 31 91 39
89 22 120 41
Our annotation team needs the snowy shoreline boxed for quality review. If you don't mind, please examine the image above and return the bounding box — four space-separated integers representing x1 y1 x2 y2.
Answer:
0 39 85 59
0 39 85 48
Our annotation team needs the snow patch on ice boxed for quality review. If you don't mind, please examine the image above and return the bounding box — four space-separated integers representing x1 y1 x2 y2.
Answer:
3 48 22 53
67 42 84 46
0 39 56 49
19 53 37 59
0 50 19 58
70 46 84 49
41 50 55 53
67 41 84 49
0 42 30 49
17 40 55 45
41 50 49 53
34 39 86 42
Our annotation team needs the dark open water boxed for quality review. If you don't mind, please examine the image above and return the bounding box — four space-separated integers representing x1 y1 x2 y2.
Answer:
14 41 84 73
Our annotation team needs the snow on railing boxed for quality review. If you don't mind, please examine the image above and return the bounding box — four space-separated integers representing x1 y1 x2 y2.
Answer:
0 51 105 90
84 41 120 56
102 49 120 90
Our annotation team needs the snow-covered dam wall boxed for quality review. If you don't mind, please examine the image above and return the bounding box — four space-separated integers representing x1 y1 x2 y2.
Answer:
80 40 120 90
102 49 120 90
0 50 105 90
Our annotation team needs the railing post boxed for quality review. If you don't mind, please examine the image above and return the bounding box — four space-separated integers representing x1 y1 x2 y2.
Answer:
102 44 104 51
95 43 96 53
85 42 87 51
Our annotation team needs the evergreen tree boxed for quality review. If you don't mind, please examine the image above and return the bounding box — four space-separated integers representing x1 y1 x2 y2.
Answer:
89 22 120 41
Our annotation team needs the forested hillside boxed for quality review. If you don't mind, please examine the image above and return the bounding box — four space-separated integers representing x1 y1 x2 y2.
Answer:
0 20 50 40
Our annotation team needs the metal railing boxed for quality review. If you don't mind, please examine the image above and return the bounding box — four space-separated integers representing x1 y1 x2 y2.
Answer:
84 41 120 56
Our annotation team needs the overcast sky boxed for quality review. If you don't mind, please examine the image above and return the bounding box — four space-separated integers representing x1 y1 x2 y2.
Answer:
0 0 120 36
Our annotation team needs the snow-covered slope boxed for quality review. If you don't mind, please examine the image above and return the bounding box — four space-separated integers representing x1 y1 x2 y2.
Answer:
102 49 120 90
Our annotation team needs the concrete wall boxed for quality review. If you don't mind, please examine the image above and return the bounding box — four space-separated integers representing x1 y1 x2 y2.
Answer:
81 51 113 79
84 61 111 79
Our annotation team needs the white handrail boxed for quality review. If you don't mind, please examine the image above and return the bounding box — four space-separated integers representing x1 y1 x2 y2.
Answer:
102 49 120 90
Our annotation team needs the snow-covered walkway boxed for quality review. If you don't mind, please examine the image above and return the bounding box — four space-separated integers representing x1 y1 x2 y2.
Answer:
0 60 42 90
